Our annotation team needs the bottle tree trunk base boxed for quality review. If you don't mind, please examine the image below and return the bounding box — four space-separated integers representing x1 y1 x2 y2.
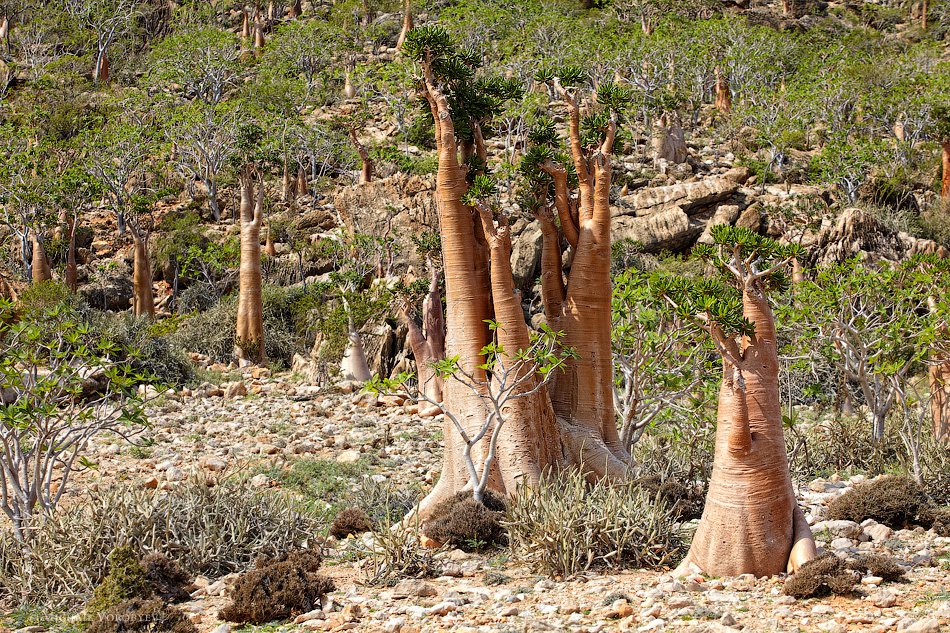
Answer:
676 290 816 578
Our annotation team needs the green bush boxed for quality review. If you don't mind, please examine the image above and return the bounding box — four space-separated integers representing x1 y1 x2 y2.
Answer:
505 471 686 578
0 480 322 609
173 284 310 367
91 313 195 387
85 546 152 618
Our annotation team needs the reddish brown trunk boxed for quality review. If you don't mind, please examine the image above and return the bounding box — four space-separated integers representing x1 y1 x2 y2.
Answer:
289 0 302 18
93 50 110 84
253 21 265 51
30 235 51 284
296 165 309 197
931 357 950 441
922 0 928 29
131 232 156 317
791 257 804 285
715 68 731 114
396 0 413 50
235 172 265 364
240 11 250 39
282 160 294 201
401 263 445 407
264 226 277 257
66 219 78 293
348 128 374 184
679 288 815 577
941 140 949 199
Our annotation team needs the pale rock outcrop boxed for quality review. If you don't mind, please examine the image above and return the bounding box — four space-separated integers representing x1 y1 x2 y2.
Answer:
809 207 948 266
612 167 750 252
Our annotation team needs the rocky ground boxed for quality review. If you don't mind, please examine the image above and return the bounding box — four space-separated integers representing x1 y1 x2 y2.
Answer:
62 369 950 633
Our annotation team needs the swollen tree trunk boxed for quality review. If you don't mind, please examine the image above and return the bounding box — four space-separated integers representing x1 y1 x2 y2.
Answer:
677 288 816 577
715 68 732 114
253 20 265 52
235 171 265 365
400 262 446 411
264 226 277 257
282 159 294 201
93 49 110 84
130 228 156 317
340 314 372 381
415 63 628 519
66 218 78 293
930 354 950 441
296 164 309 197
941 140 949 199
30 234 51 284
348 127 374 184
396 0 412 50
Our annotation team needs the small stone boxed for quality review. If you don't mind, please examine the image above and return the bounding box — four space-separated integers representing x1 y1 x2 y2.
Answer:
428 601 457 616
817 622 846 633
341 604 364 621
337 449 362 464
142 476 159 489
864 523 894 542
383 617 405 633
812 605 835 615
606 600 634 618
731 574 756 591
209 625 230 633
871 589 897 608
392 579 437 598
294 610 326 624
903 619 941 633
202 457 228 471
225 382 247 398
775 596 796 605
250 473 271 487
499 606 519 617
830 537 854 550
668 596 692 609
721 613 737 627
861 576 883 586
165 466 185 482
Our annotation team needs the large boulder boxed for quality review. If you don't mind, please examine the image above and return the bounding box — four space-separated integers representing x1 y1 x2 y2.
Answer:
332 174 438 271
611 167 750 252
79 267 134 311
809 207 948 266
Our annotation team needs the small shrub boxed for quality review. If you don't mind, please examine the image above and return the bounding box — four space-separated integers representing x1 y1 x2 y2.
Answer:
846 553 905 582
423 491 507 552
919 506 950 537
329 508 373 539
505 471 686 578
218 549 334 625
141 553 192 604
784 554 858 599
91 313 195 387
0 480 321 608
827 476 929 529
634 474 705 521
359 516 442 587
351 477 420 525
85 546 152 618
86 598 196 633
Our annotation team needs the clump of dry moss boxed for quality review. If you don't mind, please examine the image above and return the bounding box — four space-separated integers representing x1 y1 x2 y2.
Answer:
218 549 335 624
86 598 197 633
422 491 507 552
784 554 858 599
142 553 192 603
827 476 929 529
846 552 905 582
329 507 373 539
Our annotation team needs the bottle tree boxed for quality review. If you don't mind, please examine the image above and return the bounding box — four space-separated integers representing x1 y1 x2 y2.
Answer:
232 123 268 365
403 27 631 517
669 225 816 577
